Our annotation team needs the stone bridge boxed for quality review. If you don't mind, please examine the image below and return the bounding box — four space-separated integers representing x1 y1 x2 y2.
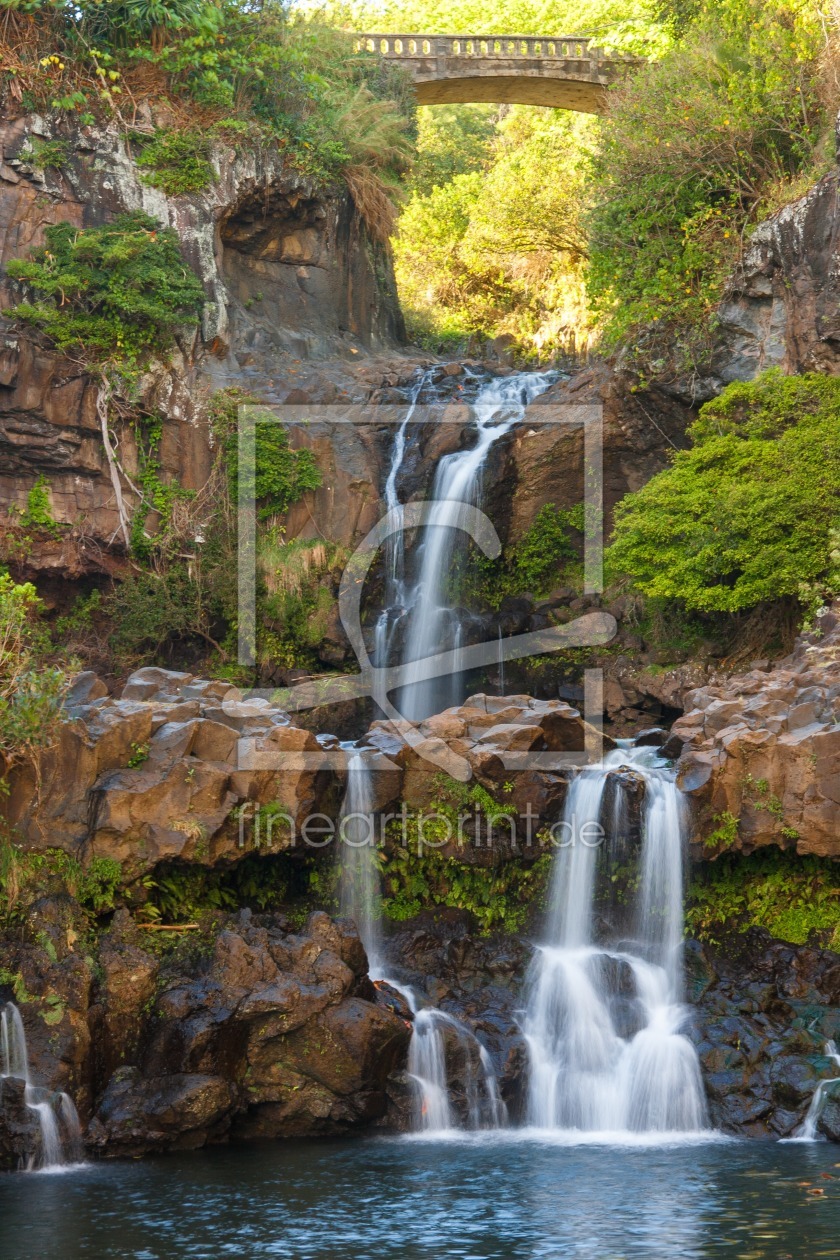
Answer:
355 34 642 112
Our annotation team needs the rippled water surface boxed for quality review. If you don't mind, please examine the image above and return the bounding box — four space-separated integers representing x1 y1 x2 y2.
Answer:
2 1135 840 1259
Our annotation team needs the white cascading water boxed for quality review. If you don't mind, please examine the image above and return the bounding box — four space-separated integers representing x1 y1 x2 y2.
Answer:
376 369 556 720
0 1001 82 1169
399 993 507 1133
524 745 709 1134
789 1040 840 1141
338 746 382 975
335 752 507 1134
342 367 552 1133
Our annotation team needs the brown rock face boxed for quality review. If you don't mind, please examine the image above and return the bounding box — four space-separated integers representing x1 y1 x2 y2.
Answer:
674 606 840 857
3 666 342 879
84 910 410 1155
0 117 404 577
4 673 614 884
493 361 695 543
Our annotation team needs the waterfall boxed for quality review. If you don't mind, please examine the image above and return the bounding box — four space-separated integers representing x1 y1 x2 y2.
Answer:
338 747 381 975
0 1002 82 1169
789 1041 840 1141
397 991 507 1134
523 744 709 1134
377 369 555 721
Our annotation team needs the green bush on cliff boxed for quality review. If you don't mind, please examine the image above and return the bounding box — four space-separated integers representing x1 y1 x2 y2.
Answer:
466 504 583 609
134 129 214 196
607 371 840 615
5 213 205 373
2 4 414 238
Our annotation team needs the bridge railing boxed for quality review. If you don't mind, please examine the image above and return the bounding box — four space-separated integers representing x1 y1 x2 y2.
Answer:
354 34 604 61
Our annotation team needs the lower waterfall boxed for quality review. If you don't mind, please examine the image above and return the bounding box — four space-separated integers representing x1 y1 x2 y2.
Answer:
0 1002 82 1169
336 752 506 1134
523 743 708 1134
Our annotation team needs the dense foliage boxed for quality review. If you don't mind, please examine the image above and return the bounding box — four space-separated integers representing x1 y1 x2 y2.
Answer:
395 109 594 354
588 0 834 374
5 213 205 372
466 504 583 608
0 574 68 779
687 851 840 950
607 371 840 615
349 0 836 364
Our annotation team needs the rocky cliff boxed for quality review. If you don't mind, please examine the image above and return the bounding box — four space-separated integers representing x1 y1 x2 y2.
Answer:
0 115 405 579
671 605 840 859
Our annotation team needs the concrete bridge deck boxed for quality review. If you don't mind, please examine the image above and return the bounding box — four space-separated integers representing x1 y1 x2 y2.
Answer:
355 34 642 111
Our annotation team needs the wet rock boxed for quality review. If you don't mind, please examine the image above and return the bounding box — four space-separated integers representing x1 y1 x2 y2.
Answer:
687 930 840 1137
817 1091 840 1142
0 1077 41 1171
88 1069 237 1156
85 910 410 1155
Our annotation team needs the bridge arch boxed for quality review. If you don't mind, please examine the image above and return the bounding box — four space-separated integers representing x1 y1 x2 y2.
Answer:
356 34 640 114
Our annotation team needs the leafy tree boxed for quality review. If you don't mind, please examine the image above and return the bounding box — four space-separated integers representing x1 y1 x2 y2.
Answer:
395 107 595 355
607 371 840 614
407 104 495 195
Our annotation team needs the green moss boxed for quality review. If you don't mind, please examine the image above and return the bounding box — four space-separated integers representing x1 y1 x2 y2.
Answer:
686 851 840 950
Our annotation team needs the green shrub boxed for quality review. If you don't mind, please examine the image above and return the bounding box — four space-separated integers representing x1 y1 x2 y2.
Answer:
143 854 297 923
134 129 214 196
19 137 71 170
607 371 840 614
469 503 582 609
21 476 56 530
0 840 122 927
0 574 67 777
5 212 205 373
103 564 213 665
211 391 322 521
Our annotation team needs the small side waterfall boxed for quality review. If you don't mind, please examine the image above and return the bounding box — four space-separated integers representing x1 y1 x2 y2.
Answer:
336 749 506 1135
790 1041 840 1141
524 745 708 1134
399 992 507 1134
338 747 381 974
0 1002 82 1169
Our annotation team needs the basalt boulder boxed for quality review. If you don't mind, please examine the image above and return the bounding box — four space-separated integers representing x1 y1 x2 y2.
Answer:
673 606 840 858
